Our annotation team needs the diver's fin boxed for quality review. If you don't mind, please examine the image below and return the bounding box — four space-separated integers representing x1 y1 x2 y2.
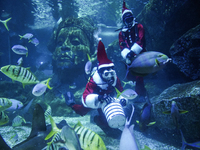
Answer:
27 103 46 140
0 134 12 150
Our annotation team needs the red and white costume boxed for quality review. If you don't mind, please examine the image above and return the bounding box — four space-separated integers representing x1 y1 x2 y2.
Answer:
118 1 146 96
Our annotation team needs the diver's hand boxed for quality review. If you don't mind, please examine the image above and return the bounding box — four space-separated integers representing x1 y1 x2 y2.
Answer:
98 95 113 104
126 51 135 64
120 98 127 106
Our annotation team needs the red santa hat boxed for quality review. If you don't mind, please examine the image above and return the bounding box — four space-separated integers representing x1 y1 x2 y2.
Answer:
97 41 114 69
122 0 133 17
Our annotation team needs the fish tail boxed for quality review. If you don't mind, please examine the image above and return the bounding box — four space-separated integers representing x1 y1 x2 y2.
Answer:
45 116 61 140
1 17 11 31
180 129 187 150
44 78 53 89
87 53 91 61
114 87 121 98
19 35 23 40
26 52 28 57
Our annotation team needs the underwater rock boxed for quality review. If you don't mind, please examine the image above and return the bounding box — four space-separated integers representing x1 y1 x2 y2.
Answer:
152 80 200 141
169 24 200 80
47 17 96 84
137 0 200 56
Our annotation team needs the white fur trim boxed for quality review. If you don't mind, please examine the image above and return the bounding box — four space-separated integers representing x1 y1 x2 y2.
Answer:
84 94 100 109
122 9 133 18
98 63 114 69
121 48 130 59
131 43 143 55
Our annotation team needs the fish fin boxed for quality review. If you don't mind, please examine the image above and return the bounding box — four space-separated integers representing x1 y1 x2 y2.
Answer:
27 104 46 140
74 121 82 129
19 35 23 40
136 120 139 124
146 121 156 126
1 17 11 31
45 116 61 140
114 87 121 98
179 110 188 114
87 53 91 61
26 52 28 57
180 129 187 150
45 78 53 90
162 110 171 114
129 124 135 133
122 81 126 88
155 59 160 67
22 83 25 88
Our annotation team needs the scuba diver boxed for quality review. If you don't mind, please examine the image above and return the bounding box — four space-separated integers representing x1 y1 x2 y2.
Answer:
65 41 128 138
118 0 147 101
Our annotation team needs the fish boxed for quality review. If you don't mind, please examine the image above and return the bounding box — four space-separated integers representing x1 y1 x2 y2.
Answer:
32 78 53 96
17 57 23 66
0 65 51 88
44 103 52 121
115 87 138 100
124 51 171 77
163 101 188 129
74 121 106 150
29 37 39 46
0 111 9 126
12 115 26 127
0 98 12 112
0 17 11 31
122 80 136 88
69 82 76 89
119 105 139 150
6 99 23 112
9 131 19 144
19 33 33 40
85 53 92 75
136 94 156 131
11 45 28 57
180 129 200 150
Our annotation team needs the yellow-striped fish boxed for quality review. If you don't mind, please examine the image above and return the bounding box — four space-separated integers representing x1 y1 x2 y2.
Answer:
0 65 50 88
0 98 12 112
74 121 106 150
44 103 52 121
0 111 9 126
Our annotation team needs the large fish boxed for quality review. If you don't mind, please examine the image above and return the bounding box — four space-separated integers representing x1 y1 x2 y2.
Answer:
74 121 107 150
163 101 188 129
119 105 139 150
0 65 50 88
125 51 171 77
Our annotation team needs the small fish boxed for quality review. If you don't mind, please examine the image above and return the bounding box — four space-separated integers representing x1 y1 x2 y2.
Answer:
9 131 19 144
12 45 28 57
0 17 11 31
136 95 156 131
120 105 139 150
115 87 138 100
6 99 23 112
17 57 23 66
29 37 39 46
32 78 53 96
69 82 76 89
122 81 136 88
180 129 200 150
85 53 92 75
12 115 26 127
19 33 33 40
74 121 106 150
163 101 188 129
0 65 51 88
0 111 9 126
0 98 12 112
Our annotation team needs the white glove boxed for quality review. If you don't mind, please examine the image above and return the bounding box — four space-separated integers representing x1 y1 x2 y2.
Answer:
131 43 143 55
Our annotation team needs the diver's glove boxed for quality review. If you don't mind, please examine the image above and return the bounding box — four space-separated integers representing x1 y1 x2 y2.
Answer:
126 51 135 64
98 95 113 104
120 98 127 107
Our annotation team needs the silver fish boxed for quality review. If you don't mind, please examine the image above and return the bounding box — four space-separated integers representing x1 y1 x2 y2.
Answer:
12 45 28 57
19 33 33 40
121 89 138 100
120 105 139 150
6 99 23 112
17 57 23 66
29 37 39 46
